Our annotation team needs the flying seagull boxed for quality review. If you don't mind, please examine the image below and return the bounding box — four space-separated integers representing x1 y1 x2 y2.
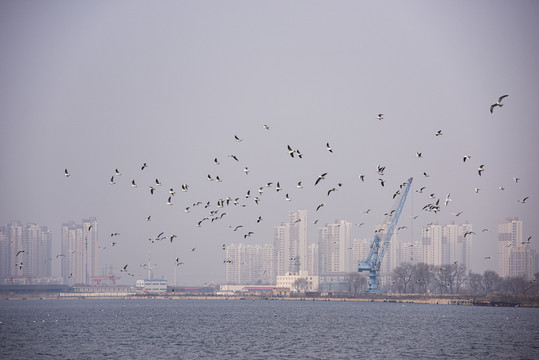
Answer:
517 196 529 204
377 114 383 120
326 142 333 153
315 173 327 185
109 176 115 185
287 145 295 158
435 130 443 136
490 95 508 113
234 135 243 142
131 180 137 187
478 165 485 176
64 169 70 177
463 155 471 162
141 163 147 170
263 124 269 130
115 169 122 176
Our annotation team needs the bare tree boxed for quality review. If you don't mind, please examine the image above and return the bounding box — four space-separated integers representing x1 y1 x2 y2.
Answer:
433 266 451 294
392 263 416 293
482 270 501 295
453 264 468 294
468 272 483 294
413 263 433 294
347 272 367 296
501 276 527 295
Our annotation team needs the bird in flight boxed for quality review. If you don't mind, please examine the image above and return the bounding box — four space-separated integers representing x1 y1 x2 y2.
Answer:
166 197 173 205
297 182 303 189
315 173 327 185
416 152 422 158
64 169 70 177
263 124 270 130
287 145 295 158
109 176 115 185
141 163 148 170
234 135 243 142
359 174 365 182
478 165 485 176
131 180 137 187
435 130 443 136
316 204 324 211
115 169 122 176
377 114 383 120
517 196 529 204
490 95 508 113
463 155 471 162
326 142 333 153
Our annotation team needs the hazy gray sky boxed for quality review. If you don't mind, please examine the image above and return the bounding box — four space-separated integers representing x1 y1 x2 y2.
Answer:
1 1 538 285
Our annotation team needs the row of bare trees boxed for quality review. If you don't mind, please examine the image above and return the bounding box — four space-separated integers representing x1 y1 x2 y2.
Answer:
389 262 538 295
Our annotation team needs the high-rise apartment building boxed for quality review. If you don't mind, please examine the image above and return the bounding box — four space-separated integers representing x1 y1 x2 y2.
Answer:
420 222 472 271
0 221 52 284
351 238 370 270
273 210 308 277
497 217 535 279
318 220 352 274
225 243 274 284
61 217 98 285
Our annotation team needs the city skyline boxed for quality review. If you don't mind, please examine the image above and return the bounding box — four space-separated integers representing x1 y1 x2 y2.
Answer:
1 214 536 286
1 1 538 285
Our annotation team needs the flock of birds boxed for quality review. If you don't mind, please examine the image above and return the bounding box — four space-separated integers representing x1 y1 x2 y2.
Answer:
60 94 533 280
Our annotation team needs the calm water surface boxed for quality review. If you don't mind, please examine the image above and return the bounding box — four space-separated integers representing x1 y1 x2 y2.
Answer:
1 299 538 359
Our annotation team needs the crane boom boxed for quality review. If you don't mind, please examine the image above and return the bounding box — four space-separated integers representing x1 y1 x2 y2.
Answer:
358 177 413 293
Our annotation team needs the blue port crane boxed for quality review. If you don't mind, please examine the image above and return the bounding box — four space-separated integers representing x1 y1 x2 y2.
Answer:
358 177 413 293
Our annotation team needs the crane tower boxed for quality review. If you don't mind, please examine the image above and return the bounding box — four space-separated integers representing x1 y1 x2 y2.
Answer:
358 177 413 293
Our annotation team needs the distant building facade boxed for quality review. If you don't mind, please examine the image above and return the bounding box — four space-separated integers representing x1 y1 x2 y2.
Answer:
420 222 473 271
225 243 274 285
0 221 53 284
318 220 352 274
497 217 536 279
61 217 98 285
273 210 308 278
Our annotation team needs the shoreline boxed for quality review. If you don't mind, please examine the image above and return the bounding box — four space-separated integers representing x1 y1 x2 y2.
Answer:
3 293 538 308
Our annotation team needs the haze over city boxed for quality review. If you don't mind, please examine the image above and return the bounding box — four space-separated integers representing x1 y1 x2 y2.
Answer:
1 1 538 285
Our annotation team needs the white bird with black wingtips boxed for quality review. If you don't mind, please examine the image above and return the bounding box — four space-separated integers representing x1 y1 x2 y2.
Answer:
490 95 508 113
